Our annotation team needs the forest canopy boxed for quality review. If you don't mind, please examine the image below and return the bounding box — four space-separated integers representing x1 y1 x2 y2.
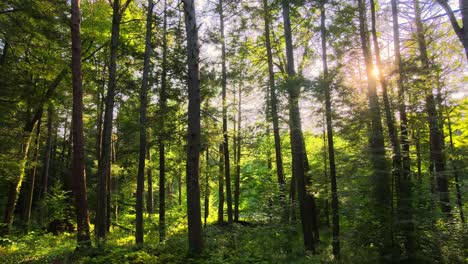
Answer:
0 0 466 263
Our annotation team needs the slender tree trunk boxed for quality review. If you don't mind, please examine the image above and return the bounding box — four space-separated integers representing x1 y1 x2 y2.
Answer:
204 148 210 228
146 135 153 214
218 0 233 224
262 0 286 215
135 0 152 244
25 120 41 231
158 0 168 242
42 106 53 198
357 0 391 255
97 0 131 241
282 0 315 252
234 79 242 222
70 0 91 247
218 143 224 224
390 0 415 256
183 0 204 255
446 111 464 223
413 0 450 215
320 3 340 257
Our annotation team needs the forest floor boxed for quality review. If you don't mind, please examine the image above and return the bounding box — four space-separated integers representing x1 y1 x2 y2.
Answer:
0 213 368 264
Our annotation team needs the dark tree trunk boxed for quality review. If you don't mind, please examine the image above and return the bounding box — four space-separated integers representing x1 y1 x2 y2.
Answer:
135 0 153 244
357 0 391 255
390 0 415 256
281 0 315 252
435 0 468 61
262 0 286 214
158 0 168 242
146 137 153 214
204 148 210 228
183 0 204 255
413 0 450 215
70 0 91 247
218 0 233 224
446 111 464 223
320 3 340 257
97 0 131 241
42 106 53 198
234 79 241 222
218 143 224 224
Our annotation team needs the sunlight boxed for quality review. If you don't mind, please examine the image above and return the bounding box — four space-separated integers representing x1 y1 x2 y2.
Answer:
372 65 380 79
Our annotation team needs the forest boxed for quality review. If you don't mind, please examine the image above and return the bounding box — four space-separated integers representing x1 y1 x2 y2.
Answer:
0 0 466 263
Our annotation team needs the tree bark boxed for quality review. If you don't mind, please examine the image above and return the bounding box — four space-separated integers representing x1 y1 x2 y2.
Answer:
281 0 315 252
218 0 233 224
390 0 415 256
262 0 287 218
70 0 91 247
42 106 53 198
320 2 340 257
446 111 464 223
158 0 168 242
183 0 204 255
146 136 153 214
135 0 152 244
217 143 224 224
357 0 391 255
204 148 210 227
234 77 241 222
97 0 131 241
413 0 450 214
25 120 41 231
435 0 468 61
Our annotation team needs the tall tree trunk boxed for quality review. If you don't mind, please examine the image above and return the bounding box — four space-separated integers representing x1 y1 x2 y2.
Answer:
281 0 316 252
25 120 41 231
204 148 210 228
135 0 152 244
218 0 233 224
70 0 91 248
357 0 391 255
234 78 242 222
218 143 224 224
320 2 340 257
158 0 168 242
42 106 53 198
390 0 415 256
262 0 286 215
413 0 450 215
146 135 153 214
97 0 131 241
446 111 464 223
183 0 204 255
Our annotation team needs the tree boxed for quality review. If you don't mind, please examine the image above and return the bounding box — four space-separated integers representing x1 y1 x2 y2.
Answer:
96 0 132 242
435 0 468 61
413 0 450 214
158 0 169 242
281 0 316 252
218 0 233 224
262 0 287 216
357 0 391 255
182 0 204 255
70 0 91 248
135 0 153 245
320 1 340 257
